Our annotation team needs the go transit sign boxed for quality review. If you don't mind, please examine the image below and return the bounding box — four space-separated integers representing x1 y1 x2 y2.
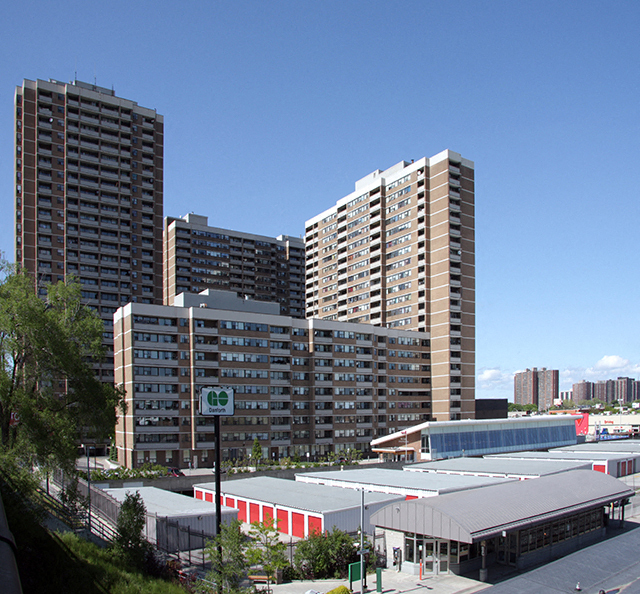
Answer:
200 387 235 416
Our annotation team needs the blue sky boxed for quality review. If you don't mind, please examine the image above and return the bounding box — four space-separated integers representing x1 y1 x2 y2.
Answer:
1 1 639 400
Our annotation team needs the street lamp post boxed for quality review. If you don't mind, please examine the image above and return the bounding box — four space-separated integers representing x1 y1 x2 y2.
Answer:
84 444 91 534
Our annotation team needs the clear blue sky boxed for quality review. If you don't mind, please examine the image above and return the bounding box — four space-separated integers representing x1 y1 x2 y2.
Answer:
1 1 639 400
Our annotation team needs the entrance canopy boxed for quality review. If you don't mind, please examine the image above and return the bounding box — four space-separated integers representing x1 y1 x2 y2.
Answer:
371 469 633 544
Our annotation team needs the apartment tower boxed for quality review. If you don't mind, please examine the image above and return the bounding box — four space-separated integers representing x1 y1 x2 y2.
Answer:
163 213 305 317
304 150 475 421
514 367 559 410
14 78 164 380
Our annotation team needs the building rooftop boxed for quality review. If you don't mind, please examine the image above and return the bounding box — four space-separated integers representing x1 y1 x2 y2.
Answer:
370 414 578 447
295 468 508 495
556 441 640 454
104 486 235 518
194 476 400 514
487 450 639 462
405 457 591 477
482 520 640 593
371 470 634 543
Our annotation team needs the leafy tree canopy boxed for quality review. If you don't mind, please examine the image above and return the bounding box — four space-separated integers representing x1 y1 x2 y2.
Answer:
247 517 287 586
114 490 150 569
203 519 252 594
0 265 125 473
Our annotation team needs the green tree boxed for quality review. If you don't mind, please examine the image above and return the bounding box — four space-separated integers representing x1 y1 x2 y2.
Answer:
294 527 359 579
251 437 262 464
247 517 287 589
203 519 252 594
0 267 125 473
113 490 150 569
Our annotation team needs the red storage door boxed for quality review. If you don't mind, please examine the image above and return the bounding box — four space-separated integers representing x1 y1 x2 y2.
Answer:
205 492 213 503
195 490 203 500
628 460 634 475
277 509 289 534
292 512 305 538
308 515 322 536
263 505 274 524
237 500 247 522
593 464 606 473
405 495 418 500
250 503 260 523
225 497 235 507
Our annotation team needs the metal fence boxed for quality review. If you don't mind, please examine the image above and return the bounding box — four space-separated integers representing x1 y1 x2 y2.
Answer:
51 470 215 573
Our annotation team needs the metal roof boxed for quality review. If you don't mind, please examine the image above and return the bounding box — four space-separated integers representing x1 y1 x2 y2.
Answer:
194 476 400 514
370 414 577 446
404 457 591 477
482 522 640 594
486 450 637 462
294 468 508 494
556 441 640 454
104 486 236 518
371 470 634 544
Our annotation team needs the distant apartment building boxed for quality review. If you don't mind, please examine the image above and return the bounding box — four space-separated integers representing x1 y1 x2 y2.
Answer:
14 78 164 380
304 150 475 422
163 214 305 317
514 368 559 410
572 378 640 404
114 289 432 469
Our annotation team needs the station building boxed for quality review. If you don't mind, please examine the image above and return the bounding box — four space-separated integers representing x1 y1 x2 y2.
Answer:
370 415 578 461
371 470 633 579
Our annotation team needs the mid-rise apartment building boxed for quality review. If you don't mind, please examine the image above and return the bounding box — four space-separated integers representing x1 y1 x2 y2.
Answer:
304 150 475 421
14 78 164 379
114 290 431 468
163 213 305 316
514 368 559 410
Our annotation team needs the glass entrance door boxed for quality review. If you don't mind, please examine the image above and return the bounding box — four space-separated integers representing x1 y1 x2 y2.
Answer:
423 539 435 573
422 539 449 575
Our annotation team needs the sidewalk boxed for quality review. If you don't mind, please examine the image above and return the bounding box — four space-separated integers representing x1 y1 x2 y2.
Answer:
268 568 488 594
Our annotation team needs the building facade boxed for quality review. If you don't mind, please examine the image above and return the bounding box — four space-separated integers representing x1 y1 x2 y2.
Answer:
114 290 432 469
14 78 164 380
514 368 559 410
304 150 475 421
163 213 305 317
571 378 640 405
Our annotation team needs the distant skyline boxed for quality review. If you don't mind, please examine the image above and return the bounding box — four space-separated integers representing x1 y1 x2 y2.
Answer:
2 1 639 401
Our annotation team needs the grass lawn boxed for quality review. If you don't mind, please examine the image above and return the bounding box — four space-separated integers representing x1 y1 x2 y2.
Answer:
1 476 188 594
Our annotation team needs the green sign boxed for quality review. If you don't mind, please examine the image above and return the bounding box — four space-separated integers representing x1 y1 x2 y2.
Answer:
201 387 235 416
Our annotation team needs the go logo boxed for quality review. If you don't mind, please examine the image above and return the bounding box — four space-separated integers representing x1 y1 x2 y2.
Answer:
207 389 229 407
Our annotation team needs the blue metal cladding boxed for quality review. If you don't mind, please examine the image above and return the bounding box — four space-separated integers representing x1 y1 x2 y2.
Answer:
428 423 576 459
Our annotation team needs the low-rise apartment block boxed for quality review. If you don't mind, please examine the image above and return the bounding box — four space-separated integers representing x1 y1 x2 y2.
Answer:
114 290 432 469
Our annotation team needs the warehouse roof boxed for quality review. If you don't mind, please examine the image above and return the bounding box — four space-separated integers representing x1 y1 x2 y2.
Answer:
295 468 508 495
105 486 236 518
487 450 637 462
371 470 633 544
555 441 640 455
195 477 400 514
405 457 590 477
